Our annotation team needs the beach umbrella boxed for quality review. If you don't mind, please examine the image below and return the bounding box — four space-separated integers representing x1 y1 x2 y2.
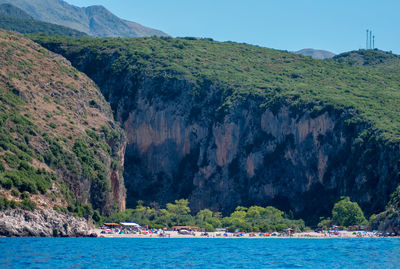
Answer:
120 222 141 227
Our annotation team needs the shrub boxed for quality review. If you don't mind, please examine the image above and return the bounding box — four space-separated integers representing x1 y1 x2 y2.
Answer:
0 161 4 172
0 175 13 189
20 198 36 211
92 210 101 222
20 191 29 200
67 201 95 219
0 195 17 210
3 153 19 168
332 197 367 227
11 189 20 197
4 166 51 194
19 178 38 193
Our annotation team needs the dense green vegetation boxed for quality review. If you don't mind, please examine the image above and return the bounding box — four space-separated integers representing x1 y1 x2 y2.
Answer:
0 195 36 211
54 201 99 221
0 14 87 37
104 199 305 232
333 49 400 75
317 197 367 229
107 197 370 231
73 136 111 211
0 88 54 197
31 35 400 141
331 197 367 227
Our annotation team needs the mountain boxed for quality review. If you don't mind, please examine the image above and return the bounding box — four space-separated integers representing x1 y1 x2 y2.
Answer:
0 0 168 37
0 3 87 37
0 15 88 37
0 30 126 235
0 3 32 19
33 35 400 225
295 48 336 59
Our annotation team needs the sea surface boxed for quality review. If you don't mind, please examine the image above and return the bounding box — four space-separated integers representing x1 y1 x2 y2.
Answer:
0 238 399 268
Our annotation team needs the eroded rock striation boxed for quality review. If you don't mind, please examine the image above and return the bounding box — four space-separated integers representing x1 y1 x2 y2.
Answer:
0 208 96 237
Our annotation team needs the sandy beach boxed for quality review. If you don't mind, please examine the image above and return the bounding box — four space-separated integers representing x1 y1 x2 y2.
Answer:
95 229 382 239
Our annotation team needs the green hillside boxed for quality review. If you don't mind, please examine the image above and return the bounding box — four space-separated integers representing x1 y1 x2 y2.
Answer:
32 35 400 141
0 15 87 37
0 30 125 217
333 49 400 75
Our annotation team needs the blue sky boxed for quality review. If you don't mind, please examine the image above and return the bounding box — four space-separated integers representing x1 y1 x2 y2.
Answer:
65 0 400 54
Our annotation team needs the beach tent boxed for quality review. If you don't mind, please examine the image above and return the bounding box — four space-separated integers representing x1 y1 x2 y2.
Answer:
103 223 119 226
171 226 200 232
120 222 141 227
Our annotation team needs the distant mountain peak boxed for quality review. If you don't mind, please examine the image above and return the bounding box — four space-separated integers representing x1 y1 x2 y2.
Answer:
85 5 109 13
0 0 169 37
295 48 336 59
0 3 87 37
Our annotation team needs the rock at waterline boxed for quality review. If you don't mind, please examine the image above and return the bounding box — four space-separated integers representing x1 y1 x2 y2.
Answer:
0 208 97 237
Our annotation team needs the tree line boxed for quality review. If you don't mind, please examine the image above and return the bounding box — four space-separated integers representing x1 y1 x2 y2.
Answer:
102 197 368 232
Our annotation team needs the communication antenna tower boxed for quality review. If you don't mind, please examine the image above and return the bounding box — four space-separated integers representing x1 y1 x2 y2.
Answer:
373 35 375 49
370 30 372 50
366 30 369 49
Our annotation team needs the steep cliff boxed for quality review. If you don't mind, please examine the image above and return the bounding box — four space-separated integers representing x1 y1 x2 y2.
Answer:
34 36 400 224
0 30 126 220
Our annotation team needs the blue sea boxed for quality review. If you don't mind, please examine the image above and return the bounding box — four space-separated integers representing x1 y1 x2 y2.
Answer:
0 238 399 268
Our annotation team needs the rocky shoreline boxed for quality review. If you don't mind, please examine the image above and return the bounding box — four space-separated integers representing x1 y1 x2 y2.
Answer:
0 208 97 237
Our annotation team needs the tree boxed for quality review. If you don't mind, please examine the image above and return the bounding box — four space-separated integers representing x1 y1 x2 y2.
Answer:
317 217 332 230
196 209 213 223
195 209 222 231
332 197 367 227
166 199 191 215
166 199 192 225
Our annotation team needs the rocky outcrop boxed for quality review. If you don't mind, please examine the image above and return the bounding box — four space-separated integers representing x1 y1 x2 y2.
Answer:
0 209 96 237
371 209 400 233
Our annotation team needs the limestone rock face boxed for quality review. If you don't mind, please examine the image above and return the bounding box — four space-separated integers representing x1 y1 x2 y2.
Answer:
0 209 96 237
89 70 400 223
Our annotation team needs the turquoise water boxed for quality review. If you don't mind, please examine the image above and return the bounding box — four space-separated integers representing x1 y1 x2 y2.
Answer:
0 238 399 268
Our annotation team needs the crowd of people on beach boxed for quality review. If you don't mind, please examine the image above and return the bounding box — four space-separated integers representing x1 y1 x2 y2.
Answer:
100 224 170 237
97 223 396 238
